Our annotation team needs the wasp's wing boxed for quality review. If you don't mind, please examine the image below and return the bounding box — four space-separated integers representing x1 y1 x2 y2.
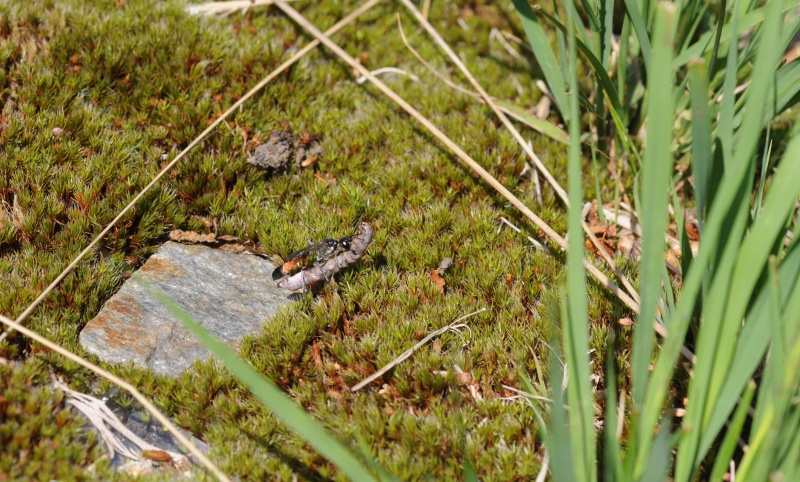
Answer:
272 240 332 280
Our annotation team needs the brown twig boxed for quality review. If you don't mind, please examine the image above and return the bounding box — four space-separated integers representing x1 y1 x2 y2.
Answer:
278 222 373 291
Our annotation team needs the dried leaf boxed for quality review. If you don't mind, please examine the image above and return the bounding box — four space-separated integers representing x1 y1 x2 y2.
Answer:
141 450 172 462
300 155 318 167
311 341 324 372
430 269 446 294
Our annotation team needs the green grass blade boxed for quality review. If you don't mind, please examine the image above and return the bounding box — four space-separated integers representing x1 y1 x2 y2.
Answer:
144 284 378 482
706 0 727 77
512 0 569 119
602 333 623 482
600 0 614 66
687 60 712 231
763 58 800 123
698 241 800 456
640 420 672 482
752 133 772 220
620 0 653 72
716 0 741 158
617 17 631 111
562 2 595 478
548 328 576 482
495 99 570 145
532 8 626 122
707 380 756 482
631 2 677 408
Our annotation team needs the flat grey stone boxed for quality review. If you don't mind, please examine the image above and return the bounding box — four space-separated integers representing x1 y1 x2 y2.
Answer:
80 241 290 376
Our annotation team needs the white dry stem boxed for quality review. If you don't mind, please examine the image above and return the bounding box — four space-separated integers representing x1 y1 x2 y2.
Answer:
185 0 296 17
489 28 522 60
54 378 189 467
355 67 419 85
499 217 549 253
535 449 550 482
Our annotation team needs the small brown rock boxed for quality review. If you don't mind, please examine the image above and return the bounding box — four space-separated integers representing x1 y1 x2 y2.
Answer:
247 130 293 170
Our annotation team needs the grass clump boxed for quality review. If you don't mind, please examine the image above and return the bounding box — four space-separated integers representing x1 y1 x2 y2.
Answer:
515 0 800 480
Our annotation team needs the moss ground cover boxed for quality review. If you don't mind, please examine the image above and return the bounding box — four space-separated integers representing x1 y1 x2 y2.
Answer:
0 0 629 479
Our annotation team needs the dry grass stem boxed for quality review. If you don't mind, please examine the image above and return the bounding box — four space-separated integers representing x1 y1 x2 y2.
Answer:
0 0 383 343
500 384 554 404
535 449 550 482
489 28 522 60
0 314 229 482
350 308 484 392
499 216 548 252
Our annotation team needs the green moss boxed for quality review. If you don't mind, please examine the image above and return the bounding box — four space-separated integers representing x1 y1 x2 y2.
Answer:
0 0 632 479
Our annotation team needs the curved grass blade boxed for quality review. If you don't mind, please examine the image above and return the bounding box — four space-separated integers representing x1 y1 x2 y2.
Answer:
631 2 677 408
495 99 570 145
706 0 727 77
620 0 652 72
512 0 568 120
688 60 712 231
532 8 625 123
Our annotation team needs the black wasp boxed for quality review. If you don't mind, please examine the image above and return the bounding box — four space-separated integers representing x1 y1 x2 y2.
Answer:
272 235 352 280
